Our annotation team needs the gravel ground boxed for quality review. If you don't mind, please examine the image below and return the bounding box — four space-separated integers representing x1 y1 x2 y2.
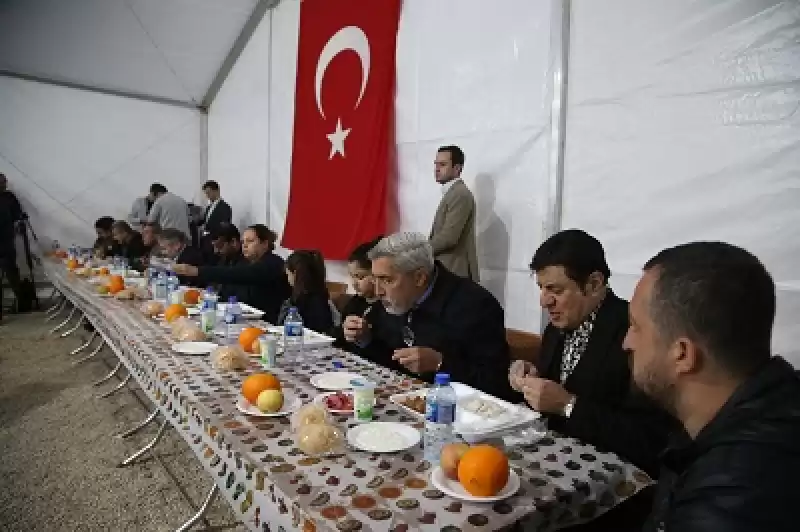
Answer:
0 310 247 532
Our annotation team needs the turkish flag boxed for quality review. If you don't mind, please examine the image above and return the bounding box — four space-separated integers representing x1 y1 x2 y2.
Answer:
281 0 401 259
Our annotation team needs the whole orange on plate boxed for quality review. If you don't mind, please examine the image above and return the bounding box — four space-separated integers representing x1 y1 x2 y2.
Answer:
239 327 265 353
99 267 110 276
66 258 79 270
457 444 510 497
107 275 125 294
184 288 201 305
164 303 188 323
241 373 281 404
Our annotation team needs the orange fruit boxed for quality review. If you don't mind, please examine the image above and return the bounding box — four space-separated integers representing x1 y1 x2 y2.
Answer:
66 258 79 270
457 444 510 497
99 267 110 276
241 373 281 404
164 303 188 323
239 327 264 354
184 288 201 305
107 275 125 294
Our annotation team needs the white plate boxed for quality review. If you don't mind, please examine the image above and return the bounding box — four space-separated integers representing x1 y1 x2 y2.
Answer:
346 422 421 453
389 389 429 420
310 372 363 391
430 466 520 503
171 342 218 355
235 393 302 418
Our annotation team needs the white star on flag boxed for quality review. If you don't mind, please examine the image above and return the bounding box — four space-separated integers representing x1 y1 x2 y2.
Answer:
326 118 351 159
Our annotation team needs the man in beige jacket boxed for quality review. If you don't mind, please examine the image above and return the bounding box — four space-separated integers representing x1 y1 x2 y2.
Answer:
429 145 479 281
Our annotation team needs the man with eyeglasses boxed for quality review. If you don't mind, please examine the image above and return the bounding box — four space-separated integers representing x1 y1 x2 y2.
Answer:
342 232 512 400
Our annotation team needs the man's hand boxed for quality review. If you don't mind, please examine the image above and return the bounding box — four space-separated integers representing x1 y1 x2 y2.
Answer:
392 347 443 374
343 316 370 344
172 263 199 277
509 359 537 392
520 377 575 415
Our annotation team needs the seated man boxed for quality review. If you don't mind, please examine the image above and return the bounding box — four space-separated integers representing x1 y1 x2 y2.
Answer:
173 224 290 325
141 222 161 258
111 220 146 264
631 242 800 532
157 228 204 285
509 229 672 478
93 216 118 259
211 225 244 267
343 232 512 400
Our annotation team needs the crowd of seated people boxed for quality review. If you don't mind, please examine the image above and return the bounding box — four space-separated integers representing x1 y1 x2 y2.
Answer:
83 174 797 532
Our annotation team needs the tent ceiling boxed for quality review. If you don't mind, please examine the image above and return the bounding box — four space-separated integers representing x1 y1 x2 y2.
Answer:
0 0 265 107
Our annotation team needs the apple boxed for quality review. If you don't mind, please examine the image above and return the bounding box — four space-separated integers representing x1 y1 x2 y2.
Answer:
440 442 470 480
256 389 284 413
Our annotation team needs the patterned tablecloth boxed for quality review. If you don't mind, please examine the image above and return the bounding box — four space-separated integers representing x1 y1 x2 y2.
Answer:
45 262 652 532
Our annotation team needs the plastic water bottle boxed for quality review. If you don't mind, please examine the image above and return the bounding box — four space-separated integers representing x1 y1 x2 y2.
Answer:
69 243 77 259
154 271 168 302
166 270 180 302
424 373 457 465
283 307 305 361
224 296 242 344
200 287 218 335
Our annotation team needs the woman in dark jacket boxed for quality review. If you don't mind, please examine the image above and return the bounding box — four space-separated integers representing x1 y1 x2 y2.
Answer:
277 250 334 335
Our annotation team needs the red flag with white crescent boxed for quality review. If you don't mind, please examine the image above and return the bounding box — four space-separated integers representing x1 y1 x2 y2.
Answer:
281 0 400 259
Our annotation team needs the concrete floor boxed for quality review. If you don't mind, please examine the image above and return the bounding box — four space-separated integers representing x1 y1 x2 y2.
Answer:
0 310 247 532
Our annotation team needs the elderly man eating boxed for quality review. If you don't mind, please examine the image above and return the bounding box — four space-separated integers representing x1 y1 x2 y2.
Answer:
343 232 512 399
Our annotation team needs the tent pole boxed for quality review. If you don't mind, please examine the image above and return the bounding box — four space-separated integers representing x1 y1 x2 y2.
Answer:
540 0 572 332
0 70 201 110
201 0 277 110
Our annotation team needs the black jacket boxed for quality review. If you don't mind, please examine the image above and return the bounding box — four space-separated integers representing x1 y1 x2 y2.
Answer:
276 292 335 336
0 190 23 246
333 295 375 349
357 263 513 400
643 356 800 532
93 236 119 259
536 292 673 477
175 245 205 286
197 252 290 325
200 199 232 236
117 233 147 263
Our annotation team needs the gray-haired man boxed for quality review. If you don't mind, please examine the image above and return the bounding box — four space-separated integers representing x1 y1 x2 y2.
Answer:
343 232 512 399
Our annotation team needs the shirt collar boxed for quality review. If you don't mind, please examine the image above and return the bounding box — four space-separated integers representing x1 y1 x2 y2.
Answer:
415 267 438 307
441 177 461 196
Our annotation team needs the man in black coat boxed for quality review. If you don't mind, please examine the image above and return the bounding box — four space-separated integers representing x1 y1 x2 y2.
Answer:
157 228 204 286
509 229 673 531
343 232 512 400
0 173 25 307
628 242 800 532
173 224 290 325
111 220 147 264
198 180 232 262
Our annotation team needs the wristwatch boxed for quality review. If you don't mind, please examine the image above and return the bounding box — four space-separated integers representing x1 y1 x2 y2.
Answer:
562 396 577 418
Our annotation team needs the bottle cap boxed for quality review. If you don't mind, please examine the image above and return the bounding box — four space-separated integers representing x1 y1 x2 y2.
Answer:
332 361 344 369
228 296 237 303
434 373 450 385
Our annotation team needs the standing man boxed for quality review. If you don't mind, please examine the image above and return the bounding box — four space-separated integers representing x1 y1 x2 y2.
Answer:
429 145 479 281
147 183 191 238
199 181 232 239
127 196 153 231
0 173 25 310
199 180 232 262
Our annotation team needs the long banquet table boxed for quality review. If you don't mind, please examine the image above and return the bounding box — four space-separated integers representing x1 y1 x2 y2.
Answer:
44 261 652 532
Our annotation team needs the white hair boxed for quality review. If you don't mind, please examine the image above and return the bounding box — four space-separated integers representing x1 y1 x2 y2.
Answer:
368 232 434 274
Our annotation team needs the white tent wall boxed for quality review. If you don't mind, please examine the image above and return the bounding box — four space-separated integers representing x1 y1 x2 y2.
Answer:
0 77 202 254
563 0 800 365
209 0 556 332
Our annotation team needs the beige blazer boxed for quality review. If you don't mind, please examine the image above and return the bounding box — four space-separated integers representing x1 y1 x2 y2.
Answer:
429 179 479 281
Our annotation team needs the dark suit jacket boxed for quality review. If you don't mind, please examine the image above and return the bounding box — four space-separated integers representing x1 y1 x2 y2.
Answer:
197 252 290 325
536 291 673 477
117 233 147 263
201 199 232 236
333 295 374 349
176 245 205 287
358 263 512 400
276 292 335 336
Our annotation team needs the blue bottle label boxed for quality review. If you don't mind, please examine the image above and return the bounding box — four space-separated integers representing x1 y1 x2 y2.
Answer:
285 324 303 337
425 400 454 424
